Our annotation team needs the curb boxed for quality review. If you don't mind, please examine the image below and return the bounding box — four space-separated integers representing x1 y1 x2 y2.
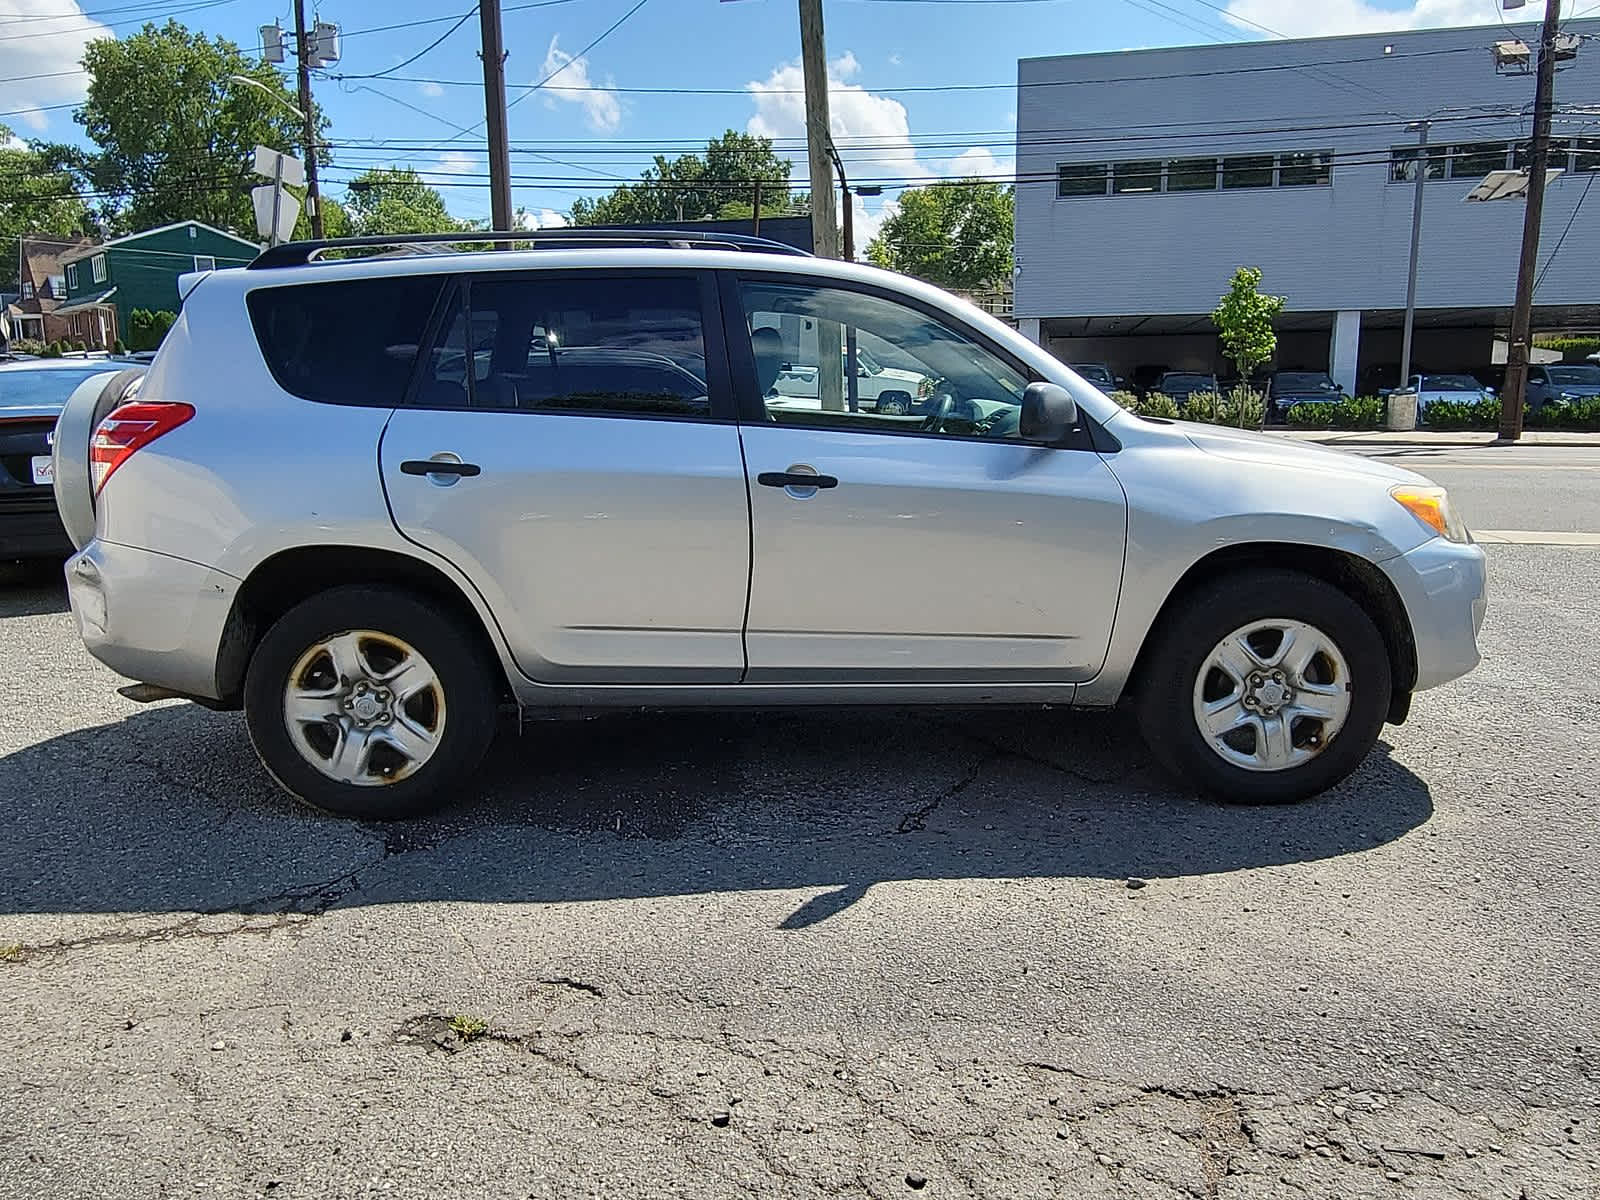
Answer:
1271 431 1600 448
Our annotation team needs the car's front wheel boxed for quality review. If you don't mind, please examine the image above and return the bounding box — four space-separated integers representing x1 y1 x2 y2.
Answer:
1135 569 1391 803
244 586 499 819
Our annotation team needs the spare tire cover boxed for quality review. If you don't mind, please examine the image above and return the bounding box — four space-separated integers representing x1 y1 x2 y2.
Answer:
52 366 146 551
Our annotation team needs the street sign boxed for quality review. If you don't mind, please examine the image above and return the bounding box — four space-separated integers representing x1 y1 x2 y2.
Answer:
252 184 301 243
252 145 305 188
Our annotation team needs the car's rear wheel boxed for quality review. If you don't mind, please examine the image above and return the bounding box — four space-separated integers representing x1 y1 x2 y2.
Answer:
1135 569 1391 803
244 586 498 819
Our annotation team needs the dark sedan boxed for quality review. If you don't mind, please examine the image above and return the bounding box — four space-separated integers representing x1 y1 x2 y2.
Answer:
1267 371 1343 422
1 360 134 559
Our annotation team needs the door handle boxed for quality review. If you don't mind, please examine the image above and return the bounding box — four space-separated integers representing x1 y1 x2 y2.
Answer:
757 471 838 489
401 459 481 478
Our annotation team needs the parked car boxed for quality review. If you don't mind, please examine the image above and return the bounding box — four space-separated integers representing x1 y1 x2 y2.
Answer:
1525 362 1600 414
769 345 931 415
1267 371 1343 422
54 230 1486 818
1130 363 1170 398
1408 373 1494 418
1154 371 1220 409
1069 363 1120 391
1 359 141 559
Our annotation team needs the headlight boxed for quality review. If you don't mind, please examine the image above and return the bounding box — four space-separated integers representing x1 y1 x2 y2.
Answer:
1559 391 1579 402
1391 485 1470 544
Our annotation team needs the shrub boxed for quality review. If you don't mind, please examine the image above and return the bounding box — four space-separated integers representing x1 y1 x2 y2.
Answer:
1422 397 1501 429
1109 389 1140 411
1138 392 1180 419
42 340 64 357
1331 394 1385 429
7 338 47 356
1286 403 1333 428
113 338 128 355
1533 396 1600 429
1217 385 1265 429
127 308 177 352
1182 391 1221 423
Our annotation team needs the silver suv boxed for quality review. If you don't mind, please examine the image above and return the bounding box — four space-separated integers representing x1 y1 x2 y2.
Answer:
53 230 1487 819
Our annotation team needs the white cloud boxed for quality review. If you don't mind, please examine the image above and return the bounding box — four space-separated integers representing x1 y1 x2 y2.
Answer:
514 207 570 231
435 150 481 178
947 146 1009 181
853 194 897 257
419 81 444 98
1221 0 1505 38
0 0 110 133
746 50 936 190
888 52 902 67
539 35 621 132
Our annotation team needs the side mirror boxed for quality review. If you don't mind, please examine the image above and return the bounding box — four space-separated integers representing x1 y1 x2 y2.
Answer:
1020 381 1078 443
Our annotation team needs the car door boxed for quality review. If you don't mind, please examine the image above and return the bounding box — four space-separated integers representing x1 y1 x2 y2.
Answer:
381 270 751 683
725 273 1128 684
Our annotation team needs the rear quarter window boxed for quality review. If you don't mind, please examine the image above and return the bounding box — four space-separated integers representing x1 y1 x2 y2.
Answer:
247 275 444 406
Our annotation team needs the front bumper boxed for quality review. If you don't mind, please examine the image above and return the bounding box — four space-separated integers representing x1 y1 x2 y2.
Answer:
65 540 240 701
1381 536 1488 692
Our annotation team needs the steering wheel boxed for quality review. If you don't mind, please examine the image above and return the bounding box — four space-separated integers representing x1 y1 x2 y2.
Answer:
920 391 955 432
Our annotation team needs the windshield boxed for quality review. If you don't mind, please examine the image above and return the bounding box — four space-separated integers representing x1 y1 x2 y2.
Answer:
1273 373 1337 393
0 366 113 409
1423 375 1483 392
1549 365 1600 386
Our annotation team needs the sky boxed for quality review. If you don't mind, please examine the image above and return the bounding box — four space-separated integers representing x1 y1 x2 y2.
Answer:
0 0 1571 243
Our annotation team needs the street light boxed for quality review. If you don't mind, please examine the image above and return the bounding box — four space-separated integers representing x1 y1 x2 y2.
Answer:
825 140 882 263
226 74 306 121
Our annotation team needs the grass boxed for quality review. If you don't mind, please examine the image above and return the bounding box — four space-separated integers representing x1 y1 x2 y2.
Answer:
449 1014 489 1042
0 943 24 964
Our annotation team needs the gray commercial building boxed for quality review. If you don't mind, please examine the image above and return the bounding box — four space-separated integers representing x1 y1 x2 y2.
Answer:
1013 20 1600 393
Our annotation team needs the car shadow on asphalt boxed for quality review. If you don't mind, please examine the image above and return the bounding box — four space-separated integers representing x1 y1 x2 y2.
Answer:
0 562 69 616
0 700 1435 921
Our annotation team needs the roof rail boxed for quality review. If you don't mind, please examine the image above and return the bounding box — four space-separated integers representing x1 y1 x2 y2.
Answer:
248 228 813 269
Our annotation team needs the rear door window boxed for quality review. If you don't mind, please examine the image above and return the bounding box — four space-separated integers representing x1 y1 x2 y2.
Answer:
247 274 444 406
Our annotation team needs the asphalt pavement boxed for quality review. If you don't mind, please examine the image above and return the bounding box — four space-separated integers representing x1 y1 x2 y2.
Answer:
1 458 1597 1199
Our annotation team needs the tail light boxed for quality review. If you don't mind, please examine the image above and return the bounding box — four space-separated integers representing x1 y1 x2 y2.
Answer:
90 401 195 494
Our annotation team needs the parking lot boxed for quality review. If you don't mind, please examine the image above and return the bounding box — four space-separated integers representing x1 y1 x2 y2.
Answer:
2 457 1598 1199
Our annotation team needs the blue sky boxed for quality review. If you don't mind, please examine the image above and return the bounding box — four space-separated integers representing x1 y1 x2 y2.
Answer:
3 0 1532 237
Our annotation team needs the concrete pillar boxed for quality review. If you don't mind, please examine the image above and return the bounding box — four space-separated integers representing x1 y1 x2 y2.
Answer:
1018 317 1042 346
1331 309 1361 396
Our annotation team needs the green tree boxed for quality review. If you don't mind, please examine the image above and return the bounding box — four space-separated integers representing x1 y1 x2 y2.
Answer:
0 123 91 288
344 167 463 236
1211 266 1286 428
42 21 312 237
866 180 1013 292
569 131 793 226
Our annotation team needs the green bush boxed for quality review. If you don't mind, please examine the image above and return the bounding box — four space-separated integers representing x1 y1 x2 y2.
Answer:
1109 389 1140 411
1331 394 1385 429
1422 397 1501 429
7 338 47 356
113 338 128 355
1532 396 1600 430
1138 392 1180 419
42 340 64 358
1532 334 1600 362
1182 391 1221 423
1286 403 1332 428
127 308 177 352
1217 385 1265 429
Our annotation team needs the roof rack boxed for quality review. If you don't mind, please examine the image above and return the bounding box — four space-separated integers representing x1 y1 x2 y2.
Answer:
248 228 813 269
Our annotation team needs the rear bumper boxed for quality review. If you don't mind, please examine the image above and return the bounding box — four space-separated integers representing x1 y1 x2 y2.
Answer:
65 540 239 701
0 503 72 559
1381 537 1488 692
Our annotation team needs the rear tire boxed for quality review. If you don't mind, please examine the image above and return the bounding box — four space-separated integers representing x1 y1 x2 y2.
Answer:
244 586 499 819
1134 569 1390 804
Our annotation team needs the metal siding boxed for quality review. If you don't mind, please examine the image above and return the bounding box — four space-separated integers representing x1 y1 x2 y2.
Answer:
106 225 258 327
1015 20 1600 319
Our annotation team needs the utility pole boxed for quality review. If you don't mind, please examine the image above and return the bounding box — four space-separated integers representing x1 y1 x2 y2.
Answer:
798 0 840 260
479 0 514 236
1499 0 1563 442
292 0 323 237
1399 120 1430 391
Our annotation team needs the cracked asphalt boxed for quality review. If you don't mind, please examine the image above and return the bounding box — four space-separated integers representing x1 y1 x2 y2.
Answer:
1 545 1597 1200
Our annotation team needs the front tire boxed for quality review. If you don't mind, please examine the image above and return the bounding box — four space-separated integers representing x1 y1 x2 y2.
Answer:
1134 569 1391 804
244 586 499 819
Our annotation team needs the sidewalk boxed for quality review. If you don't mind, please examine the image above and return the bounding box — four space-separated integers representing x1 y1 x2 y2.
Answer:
1273 428 1600 448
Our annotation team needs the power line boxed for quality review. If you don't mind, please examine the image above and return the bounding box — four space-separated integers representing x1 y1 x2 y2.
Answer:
504 0 655 116
1533 169 1595 295
0 0 241 45
332 5 482 82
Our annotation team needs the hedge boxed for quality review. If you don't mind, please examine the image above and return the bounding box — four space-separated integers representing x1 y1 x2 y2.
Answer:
1532 334 1600 362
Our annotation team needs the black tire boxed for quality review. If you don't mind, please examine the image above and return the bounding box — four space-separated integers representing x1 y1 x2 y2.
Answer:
875 391 911 416
244 586 499 819
1134 569 1391 804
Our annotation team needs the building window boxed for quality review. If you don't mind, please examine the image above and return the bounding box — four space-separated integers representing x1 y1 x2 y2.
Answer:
91 254 107 283
1166 157 1218 191
1221 155 1274 190
1574 138 1600 172
1111 159 1162 194
21 281 32 300
1449 142 1510 180
1390 145 1447 183
193 255 216 272
64 265 77 290
1278 150 1332 187
1057 163 1108 197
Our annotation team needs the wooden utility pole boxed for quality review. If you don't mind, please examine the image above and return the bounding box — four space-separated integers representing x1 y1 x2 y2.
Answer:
1499 0 1563 441
479 0 514 236
292 0 324 237
798 0 839 260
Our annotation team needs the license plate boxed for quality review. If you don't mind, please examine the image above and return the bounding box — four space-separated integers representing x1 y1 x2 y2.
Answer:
31 455 53 485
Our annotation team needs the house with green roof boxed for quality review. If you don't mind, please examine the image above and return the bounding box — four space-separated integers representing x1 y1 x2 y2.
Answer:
55 221 259 348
